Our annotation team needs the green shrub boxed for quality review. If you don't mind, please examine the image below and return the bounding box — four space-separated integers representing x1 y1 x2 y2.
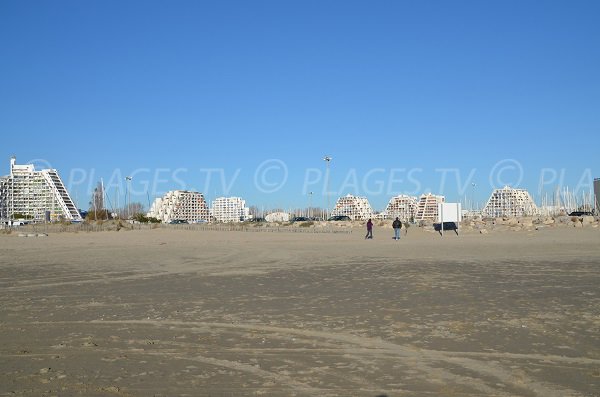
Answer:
133 213 161 223
86 209 111 221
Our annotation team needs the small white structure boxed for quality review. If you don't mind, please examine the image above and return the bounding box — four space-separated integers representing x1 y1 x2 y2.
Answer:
384 194 418 221
374 212 387 220
330 194 373 220
147 190 210 223
437 203 462 223
415 193 445 221
437 202 462 235
265 212 290 223
482 186 538 217
0 157 82 222
211 196 251 223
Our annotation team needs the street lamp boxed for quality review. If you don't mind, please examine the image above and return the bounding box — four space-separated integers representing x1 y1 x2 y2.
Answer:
125 176 132 219
471 182 477 212
323 156 332 219
308 191 313 218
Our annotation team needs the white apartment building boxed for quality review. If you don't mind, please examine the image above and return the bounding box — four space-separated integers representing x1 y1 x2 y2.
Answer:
384 194 418 221
210 196 251 223
147 190 210 223
330 194 373 220
482 186 539 217
415 193 445 221
0 157 82 223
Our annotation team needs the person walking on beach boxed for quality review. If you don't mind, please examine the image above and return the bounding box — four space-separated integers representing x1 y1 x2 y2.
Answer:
365 218 373 239
392 217 402 240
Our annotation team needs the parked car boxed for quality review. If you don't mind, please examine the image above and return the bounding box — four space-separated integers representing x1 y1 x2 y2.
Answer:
168 219 188 224
327 215 352 221
248 217 266 223
568 211 594 217
291 216 310 222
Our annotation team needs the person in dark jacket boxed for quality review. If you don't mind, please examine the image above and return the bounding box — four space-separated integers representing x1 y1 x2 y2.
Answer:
365 218 373 239
392 217 402 240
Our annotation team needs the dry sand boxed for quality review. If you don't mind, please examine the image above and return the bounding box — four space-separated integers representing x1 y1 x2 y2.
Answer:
1 226 599 396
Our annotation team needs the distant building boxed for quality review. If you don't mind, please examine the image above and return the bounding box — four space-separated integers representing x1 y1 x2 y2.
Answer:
265 212 290 223
374 212 387 220
147 190 210 223
595 178 600 214
415 193 445 221
0 157 82 223
211 197 251 223
384 195 418 221
482 186 538 217
330 194 373 220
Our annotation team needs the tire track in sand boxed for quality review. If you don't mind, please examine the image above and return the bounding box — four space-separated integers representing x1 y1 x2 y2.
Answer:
84 319 589 397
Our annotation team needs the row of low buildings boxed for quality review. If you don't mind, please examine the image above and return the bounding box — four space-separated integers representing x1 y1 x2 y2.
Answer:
154 186 597 223
0 158 252 225
147 191 251 223
2 157 598 224
330 193 445 221
147 192 446 223
330 188 542 221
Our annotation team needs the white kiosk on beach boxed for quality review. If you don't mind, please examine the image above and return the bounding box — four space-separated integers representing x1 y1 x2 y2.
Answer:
437 202 462 235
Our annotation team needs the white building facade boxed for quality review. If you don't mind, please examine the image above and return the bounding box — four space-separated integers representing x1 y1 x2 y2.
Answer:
384 195 418 221
0 157 82 222
210 197 251 223
482 186 538 217
330 194 373 220
415 193 445 221
147 190 210 223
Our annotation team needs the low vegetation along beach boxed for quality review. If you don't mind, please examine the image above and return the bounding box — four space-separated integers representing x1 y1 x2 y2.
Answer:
1 224 599 396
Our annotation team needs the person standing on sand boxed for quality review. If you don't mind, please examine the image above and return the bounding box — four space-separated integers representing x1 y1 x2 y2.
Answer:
392 217 402 240
365 218 373 239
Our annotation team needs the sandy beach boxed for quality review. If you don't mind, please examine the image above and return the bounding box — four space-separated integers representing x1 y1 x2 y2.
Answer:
1 226 599 396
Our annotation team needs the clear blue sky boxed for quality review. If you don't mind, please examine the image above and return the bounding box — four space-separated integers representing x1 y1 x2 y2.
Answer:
1 0 598 211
